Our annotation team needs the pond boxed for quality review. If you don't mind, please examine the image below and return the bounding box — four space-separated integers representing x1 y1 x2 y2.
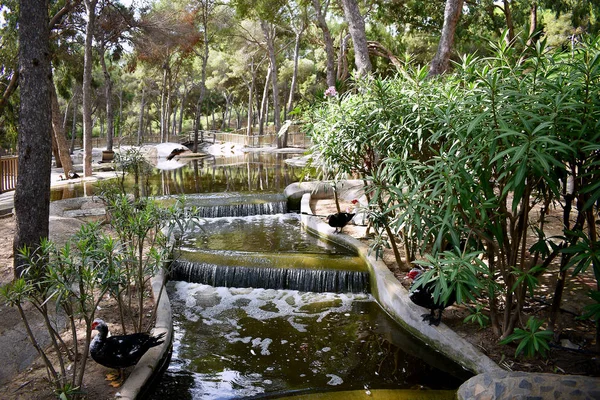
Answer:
51 148 474 398
50 152 307 201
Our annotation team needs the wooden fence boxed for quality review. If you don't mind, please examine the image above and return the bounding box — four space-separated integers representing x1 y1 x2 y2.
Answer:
208 131 310 148
0 156 18 193
74 127 311 149
2 128 310 193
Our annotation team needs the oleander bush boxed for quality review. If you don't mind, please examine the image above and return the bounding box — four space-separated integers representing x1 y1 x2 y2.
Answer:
307 35 600 352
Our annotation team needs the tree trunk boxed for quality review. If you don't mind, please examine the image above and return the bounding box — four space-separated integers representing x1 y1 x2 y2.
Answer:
14 0 53 276
178 85 187 136
0 71 19 115
502 0 515 45
70 87 78 154
235 106 242 130
62 95 70 135
337 33 350 81
137 85 145 145
166 80 172 142
117 87 123 139
429 0 463 77
51 83 74 176
259 66 271 136
194 95 204 142
100 45 114 152
340 0 372 76
193 1 210 152
246 64 254 137
312 0 336 87
171 102 178 137
526 2 538 47
51 127 61 169
160 63 169 142
287 25 305 115
260 20 282 146
82 0 98 176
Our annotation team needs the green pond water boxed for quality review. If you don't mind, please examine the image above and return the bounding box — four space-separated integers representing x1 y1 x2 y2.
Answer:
147 283 469 399
178 214 350 256
149 214 471 399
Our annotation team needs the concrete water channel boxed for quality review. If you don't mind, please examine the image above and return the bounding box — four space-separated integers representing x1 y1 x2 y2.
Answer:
53 148 477 398
146 200 471 399
53 150 486 399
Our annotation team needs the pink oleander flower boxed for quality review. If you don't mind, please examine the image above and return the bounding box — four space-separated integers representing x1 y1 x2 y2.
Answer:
324 86 338 98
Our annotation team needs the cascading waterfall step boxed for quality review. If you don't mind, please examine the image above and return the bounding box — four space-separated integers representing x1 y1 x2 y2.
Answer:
169 210 369 294
158 193 289 217
169 259 370 294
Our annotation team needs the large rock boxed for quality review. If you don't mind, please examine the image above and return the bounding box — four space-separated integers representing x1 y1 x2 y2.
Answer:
457 371 600 399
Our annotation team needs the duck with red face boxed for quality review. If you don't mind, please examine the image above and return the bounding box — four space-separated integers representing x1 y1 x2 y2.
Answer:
406 268 456 326
89 319 165 386
326 212 355 233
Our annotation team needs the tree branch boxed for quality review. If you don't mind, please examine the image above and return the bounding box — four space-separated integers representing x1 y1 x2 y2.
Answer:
0 0 82 114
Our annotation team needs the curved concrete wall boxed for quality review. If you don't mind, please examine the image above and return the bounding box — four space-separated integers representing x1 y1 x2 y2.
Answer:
299 192 501 376
116 268 173 399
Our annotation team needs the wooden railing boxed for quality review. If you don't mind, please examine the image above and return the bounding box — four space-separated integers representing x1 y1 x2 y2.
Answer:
71 124 310 150
0 156 18 193
208 128 311 148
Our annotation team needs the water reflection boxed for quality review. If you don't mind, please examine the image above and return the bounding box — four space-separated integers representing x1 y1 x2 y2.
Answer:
50 152 307 201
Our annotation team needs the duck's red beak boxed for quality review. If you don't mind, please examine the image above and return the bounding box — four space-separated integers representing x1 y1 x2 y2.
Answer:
91 321 98 330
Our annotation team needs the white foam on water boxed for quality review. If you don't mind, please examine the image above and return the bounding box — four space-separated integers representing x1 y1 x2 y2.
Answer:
173 283 367 334
223 331 252 344
190 369 266 399
168 281 380 398
169 281 375 367
192 213 299 227
251 337 273 355
326 374 343 386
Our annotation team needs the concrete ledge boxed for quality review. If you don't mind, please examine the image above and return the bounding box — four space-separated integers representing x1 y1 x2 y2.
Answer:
299 192 500 375
116 268 173 400
63 208 106 218
284 180 367 204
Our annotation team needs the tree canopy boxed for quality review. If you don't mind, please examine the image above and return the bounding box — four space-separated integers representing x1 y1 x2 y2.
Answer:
1 0 597 152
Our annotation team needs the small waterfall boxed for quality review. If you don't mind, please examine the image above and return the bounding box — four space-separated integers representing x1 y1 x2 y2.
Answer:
180 193 288 218
194 200 287 218
170 260 370 294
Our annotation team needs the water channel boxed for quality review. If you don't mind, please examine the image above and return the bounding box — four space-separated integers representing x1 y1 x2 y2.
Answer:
149 210 469 399
51 150 472 398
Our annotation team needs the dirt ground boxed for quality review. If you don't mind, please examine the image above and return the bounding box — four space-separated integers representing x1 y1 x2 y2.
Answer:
0 214 154 400
0 198 598 399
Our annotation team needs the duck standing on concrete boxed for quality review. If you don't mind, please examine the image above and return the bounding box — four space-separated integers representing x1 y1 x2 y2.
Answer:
89 319 165 386
326 212 355 233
